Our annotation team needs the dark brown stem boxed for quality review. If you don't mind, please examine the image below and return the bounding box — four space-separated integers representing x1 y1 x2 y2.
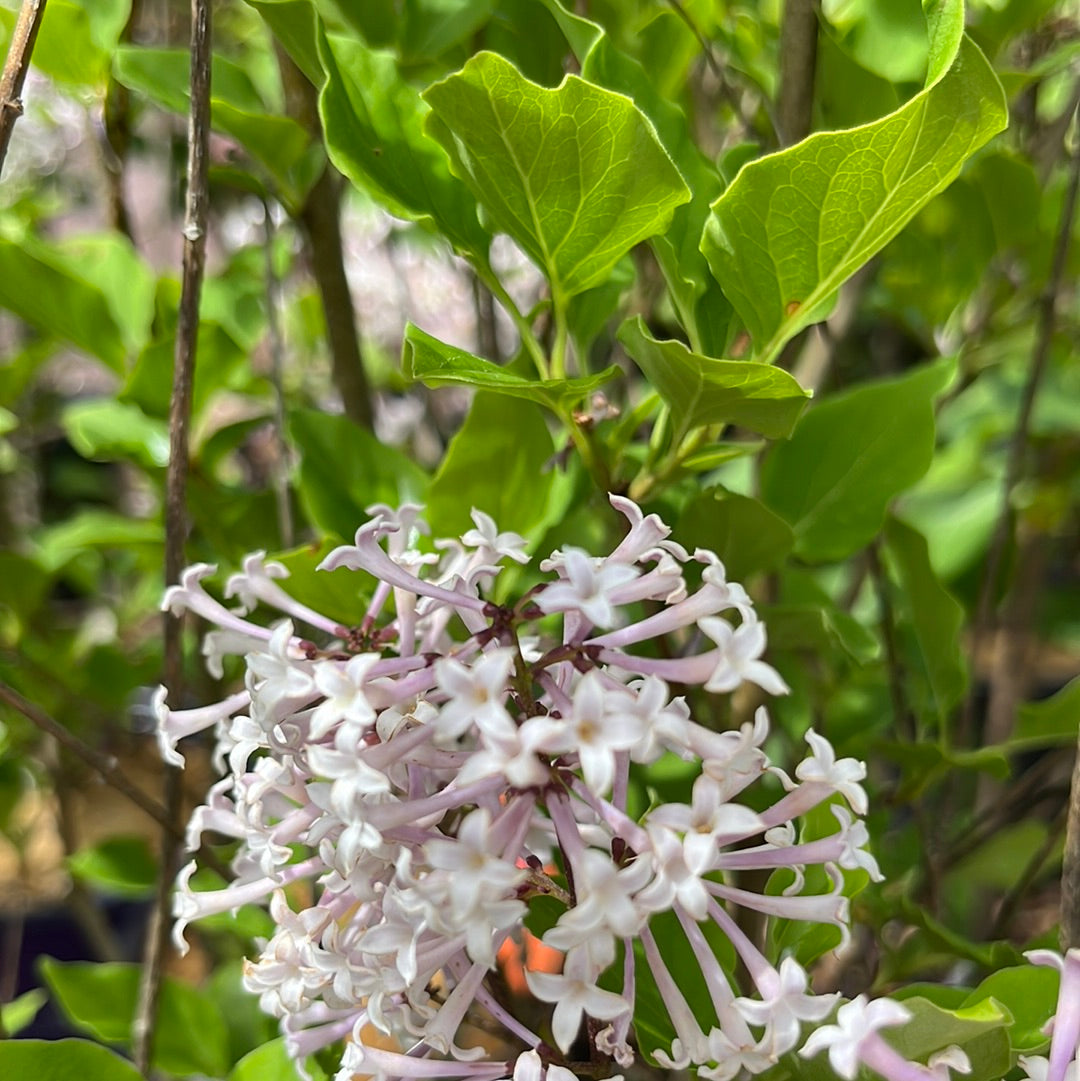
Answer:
277 49 374 430
0 0 48 178
960 90 1080 748
776 0 818 146
133 0 212 1073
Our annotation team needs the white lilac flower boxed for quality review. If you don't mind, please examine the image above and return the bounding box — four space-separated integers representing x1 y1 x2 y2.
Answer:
158 493 913 1081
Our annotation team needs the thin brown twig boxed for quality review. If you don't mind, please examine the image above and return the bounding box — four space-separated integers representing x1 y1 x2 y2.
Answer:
0 678 231 881
0 0 48 178
960 89 1080 748
132 0 212 1073
0 680 177 834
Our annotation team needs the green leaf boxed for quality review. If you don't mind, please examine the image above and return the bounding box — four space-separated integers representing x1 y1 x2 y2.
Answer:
230 1037 329 1081
0 238 128 370
49 234 155 357
209 963 280 1067
676 488 794 580
0 988 47 1036
40 959 230 1078
884 996 1012 1081
617 317 810 439
961 965 1057 1053
427 392 554 538
123 322 250 421
822 0 932 84
62 399 170 470
33 510 161 575
318 30 488 255
423 51 690 299
760 359 954 562
67 836 157 898
289 409 428 540
403 323 619 410
701 36 1007 362
0 1040 143 1081
884 516 968 724
247 0 323 85
400 0 494 62
272 541 372 627
1009 676 1080 750
0 0 129 87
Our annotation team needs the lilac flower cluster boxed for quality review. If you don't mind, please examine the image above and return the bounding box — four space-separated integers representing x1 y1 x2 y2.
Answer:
156 495 964 1081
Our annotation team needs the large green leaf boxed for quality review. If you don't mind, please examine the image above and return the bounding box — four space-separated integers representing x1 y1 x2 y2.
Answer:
426 392 554 538
403 323 619 410
885 997 1011 1081
0 239 128 370
230 1038 329 1081
0 1040 143 1081
701 34 1007 361
0 0 129 87
40 960 230 1078
617 317 810 439
289 409 428 540
67 836 157 898
961 966 1057 1053
423 51 690 300
884 515 967 724
318 31 488 256
400 0 495 62
760 359 954 561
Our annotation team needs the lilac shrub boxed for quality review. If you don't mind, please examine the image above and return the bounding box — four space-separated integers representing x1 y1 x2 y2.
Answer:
155 496 968 1081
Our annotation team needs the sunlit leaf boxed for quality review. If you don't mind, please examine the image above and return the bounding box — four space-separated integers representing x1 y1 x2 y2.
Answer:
403 323 619 410
702 32 1006 361
423 51 690 299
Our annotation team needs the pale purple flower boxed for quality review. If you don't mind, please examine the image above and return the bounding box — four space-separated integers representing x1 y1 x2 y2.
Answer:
799 995 911 1079
159 496 901 1081
700 615 790 695
524 948 631 1053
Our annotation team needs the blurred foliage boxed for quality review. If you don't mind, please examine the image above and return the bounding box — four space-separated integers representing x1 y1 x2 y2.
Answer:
0 0 1076 1075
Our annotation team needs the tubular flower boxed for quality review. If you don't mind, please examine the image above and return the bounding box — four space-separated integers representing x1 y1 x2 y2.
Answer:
159 495 919 1081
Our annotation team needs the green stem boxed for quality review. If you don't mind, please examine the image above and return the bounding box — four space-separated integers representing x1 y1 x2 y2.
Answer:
474 261 550 379
550 289 570 380
630 424 712 502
